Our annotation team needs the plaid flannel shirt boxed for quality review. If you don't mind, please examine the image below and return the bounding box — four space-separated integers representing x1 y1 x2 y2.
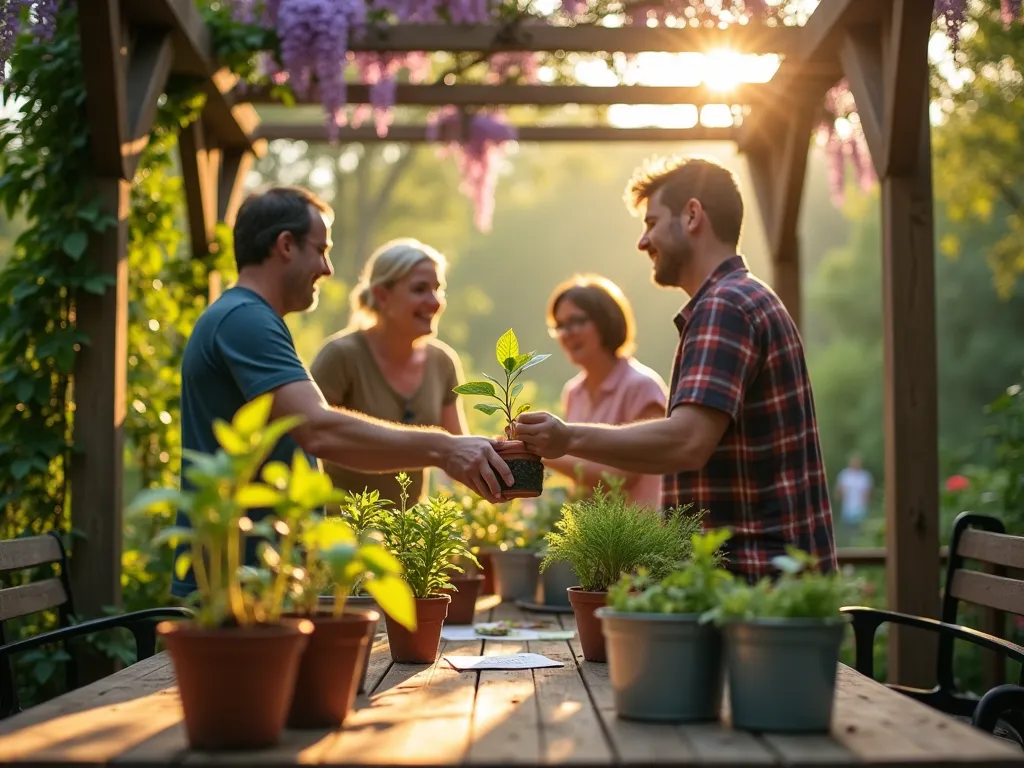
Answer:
662 256 837 582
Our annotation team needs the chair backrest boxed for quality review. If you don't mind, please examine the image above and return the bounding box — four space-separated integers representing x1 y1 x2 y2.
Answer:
943 513 1024 623
0 533 72 630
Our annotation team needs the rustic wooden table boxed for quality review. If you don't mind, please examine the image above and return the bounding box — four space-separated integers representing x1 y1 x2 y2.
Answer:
0 598 1021 767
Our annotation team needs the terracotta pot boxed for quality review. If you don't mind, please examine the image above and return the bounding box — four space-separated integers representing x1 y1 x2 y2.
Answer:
442 575 485 625
495 440 544 499
317 596 380 693
478 550 496 594
385 595 450 664
158 619 312 750
568 587 608 663
287 610 378 729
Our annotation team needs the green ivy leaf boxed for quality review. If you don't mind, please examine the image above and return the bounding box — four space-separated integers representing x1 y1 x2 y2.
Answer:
82 274 114 295
61 231 88 260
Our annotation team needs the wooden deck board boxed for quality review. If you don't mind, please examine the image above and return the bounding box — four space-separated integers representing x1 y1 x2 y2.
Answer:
0 602 1020 766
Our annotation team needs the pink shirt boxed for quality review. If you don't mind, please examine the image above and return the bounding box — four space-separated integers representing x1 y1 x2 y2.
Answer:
562 357 669 509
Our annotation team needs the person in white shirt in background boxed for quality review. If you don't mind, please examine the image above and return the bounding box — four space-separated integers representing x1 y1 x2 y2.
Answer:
834 454 873 545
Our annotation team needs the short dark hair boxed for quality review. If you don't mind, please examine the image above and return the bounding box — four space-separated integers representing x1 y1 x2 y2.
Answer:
624 156 744 247
548 274 636 357
232 186 334 270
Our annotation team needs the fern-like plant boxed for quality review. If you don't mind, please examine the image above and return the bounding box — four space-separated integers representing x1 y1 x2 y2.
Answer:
382 473 480 599
540 485 704 592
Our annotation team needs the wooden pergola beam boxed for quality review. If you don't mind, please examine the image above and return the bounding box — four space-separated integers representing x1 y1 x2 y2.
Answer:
121 0 262 156
255 123 739 143
349 22 799 54
242 82 769 108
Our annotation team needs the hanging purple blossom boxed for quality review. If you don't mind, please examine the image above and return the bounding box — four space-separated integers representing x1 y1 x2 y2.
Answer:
1 0 62 85
934 0 968 50
230 0 258 24
816 79 877 206
561 0 588 20
30 0 58 41
0 1 25 86
427 107 517 232
276 0 367 142
1003 0 1023 25
487 52 540 84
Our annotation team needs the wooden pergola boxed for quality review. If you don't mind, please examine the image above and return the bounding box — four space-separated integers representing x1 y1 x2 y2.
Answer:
77 0 938 686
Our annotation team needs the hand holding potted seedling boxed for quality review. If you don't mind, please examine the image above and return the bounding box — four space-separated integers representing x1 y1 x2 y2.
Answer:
453 328 550 499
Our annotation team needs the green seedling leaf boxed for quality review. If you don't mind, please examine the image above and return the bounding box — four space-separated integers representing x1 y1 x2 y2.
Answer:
233 393 274 436
474 403 501 416
235 484 284 508
495 328 519 367
453 381 497 397
517 354 551 374
212 420 249 455
174 553 192 581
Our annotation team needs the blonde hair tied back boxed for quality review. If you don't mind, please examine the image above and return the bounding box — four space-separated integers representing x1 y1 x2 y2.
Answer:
348 238 448 330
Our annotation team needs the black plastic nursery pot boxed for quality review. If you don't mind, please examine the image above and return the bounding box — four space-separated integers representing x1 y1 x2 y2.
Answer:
597 608 724 723
724 617 849 733
495 440 544 499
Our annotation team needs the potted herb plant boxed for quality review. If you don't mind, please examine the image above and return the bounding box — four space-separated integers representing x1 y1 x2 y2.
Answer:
541 485 702 662
381 473 479 662
709 549 859 733
262 462 415 728
453 328 550 499
132 395 312 751
595 530 733 722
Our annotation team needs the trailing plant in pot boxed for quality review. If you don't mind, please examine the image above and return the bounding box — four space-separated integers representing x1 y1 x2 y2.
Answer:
541 485 703 662
596 529 733 722
266 465 415 728
453 328 550 499
131 394 312 751
381 474 480 662
709 549 860 733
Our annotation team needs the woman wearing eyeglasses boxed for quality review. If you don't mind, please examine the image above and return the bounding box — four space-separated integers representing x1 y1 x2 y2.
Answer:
544 274 668 508
310 238 468 505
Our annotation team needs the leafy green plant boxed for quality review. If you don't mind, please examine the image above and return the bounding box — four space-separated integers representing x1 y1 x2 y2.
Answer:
607 529 734 615
708 548 861 623
297 517 416 630
540 484 704 592
129 395 303 628
381 474 480 599
453 328 550 438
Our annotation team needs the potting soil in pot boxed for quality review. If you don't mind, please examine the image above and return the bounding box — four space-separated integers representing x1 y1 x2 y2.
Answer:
501 458 544 496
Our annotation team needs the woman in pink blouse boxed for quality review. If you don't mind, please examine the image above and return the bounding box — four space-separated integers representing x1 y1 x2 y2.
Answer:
544 274 669 509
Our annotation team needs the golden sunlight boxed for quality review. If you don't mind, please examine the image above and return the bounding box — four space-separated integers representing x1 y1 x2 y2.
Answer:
574 50 780 130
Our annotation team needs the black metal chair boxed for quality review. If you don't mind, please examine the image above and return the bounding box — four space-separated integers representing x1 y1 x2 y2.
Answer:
0 531 192 719
841 512 1024 746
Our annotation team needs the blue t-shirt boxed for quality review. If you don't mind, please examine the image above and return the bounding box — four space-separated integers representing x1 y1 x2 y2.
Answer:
171 286 315 598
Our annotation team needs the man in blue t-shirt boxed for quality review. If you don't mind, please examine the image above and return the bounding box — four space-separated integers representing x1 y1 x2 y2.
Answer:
172 186 513 598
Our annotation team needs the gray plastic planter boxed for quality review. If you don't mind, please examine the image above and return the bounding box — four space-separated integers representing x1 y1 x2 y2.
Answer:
596 608 724 722
491 549 540 601
724 617 849 733
536 555 575 606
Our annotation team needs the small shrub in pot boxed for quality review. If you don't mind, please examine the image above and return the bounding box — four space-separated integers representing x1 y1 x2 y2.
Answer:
709 549 860 733
596 529 734 722
380 474 480 662
540 485 703 661
453 328 550 498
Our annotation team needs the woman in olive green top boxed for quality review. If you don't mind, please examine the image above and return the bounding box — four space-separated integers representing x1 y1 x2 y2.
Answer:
310 238 468 504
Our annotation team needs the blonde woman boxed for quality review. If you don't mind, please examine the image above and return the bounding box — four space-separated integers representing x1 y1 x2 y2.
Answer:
545 274 668 508
310 238 468 504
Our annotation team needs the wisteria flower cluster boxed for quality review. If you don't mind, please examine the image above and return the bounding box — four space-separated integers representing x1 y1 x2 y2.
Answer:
427 107 518 232
1 0 58 85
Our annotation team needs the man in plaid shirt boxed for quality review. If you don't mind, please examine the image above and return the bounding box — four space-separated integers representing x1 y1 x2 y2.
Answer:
516 156 836 582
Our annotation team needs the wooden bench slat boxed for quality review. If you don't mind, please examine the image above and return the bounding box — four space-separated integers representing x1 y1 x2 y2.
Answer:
0 534 62 574
950 570 1024 616
958 529 1024 571
0 577 67 621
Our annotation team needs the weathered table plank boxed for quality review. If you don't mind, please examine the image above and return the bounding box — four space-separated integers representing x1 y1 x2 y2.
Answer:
1 600 1022 767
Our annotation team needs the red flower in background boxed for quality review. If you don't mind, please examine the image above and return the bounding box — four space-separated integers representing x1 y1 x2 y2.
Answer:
945 474 970 493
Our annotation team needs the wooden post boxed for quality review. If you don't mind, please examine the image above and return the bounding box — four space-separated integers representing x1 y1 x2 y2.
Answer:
839 0 940 688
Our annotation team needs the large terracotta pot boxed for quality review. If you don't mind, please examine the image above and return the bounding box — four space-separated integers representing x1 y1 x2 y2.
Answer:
442 575 485 625
158 619 312 750
568 587 608 663
287 610 378 729
385 595 451 663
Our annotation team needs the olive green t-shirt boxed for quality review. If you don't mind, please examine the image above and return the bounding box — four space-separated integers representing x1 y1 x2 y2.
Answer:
309 330 462 505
